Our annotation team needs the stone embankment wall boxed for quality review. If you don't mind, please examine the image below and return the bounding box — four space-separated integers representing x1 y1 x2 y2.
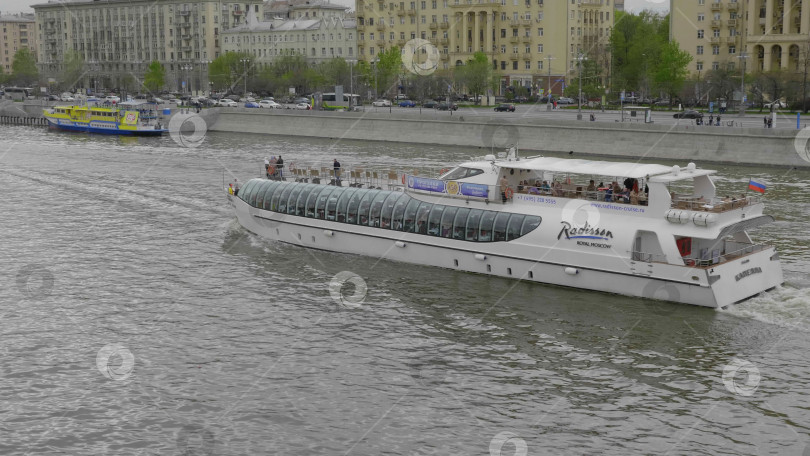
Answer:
209 109 810 169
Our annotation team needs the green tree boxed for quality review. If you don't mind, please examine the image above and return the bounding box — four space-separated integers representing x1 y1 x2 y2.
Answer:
317 57 352 91
209 52 253 93
11 48 38 86
0 65 7 85
455 52 493 103
143 61 165 93
61 50 84 92
653 41 692 104
361 47 402 98
610 10 668 98
564 57 604 101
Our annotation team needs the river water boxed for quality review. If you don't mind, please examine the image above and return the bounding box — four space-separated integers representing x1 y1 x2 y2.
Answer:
1 124 810 455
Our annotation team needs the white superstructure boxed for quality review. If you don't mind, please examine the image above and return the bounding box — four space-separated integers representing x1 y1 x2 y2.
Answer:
229 154 783 309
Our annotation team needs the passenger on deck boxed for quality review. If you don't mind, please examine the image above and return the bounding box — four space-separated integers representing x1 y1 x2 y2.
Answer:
228 183 234 195
553 180 563 196
517 180 525 193
629 188 639 205
587 180 596 192
541 181 551 193
500 175 510 203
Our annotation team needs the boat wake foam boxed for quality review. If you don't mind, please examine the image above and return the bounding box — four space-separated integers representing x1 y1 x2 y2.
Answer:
723 276 810 331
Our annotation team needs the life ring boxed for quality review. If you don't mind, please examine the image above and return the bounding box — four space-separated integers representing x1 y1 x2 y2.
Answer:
439 167 450 175
505 187 514 199
401 174 406 184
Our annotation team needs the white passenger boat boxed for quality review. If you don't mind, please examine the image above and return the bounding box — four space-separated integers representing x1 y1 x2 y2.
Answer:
228 152 783 308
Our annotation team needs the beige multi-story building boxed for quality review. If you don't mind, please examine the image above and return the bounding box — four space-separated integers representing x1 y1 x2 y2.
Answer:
354 0 615 95
32 0 263 94
1 13 37 74
224 2 356 65
672 0 810 75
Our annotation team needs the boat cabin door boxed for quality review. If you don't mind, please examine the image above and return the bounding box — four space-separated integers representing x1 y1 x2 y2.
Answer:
630 230 665 275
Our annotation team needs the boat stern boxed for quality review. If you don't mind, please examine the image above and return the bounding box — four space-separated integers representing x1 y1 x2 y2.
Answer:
706 246 783 308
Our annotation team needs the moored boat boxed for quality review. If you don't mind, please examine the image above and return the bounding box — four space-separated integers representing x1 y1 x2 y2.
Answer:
43 101 168 135
228 152 783 309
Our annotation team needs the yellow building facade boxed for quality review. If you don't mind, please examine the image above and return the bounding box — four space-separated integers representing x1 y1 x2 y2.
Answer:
672 0 810 75
1 13 37 74
355 0 616 95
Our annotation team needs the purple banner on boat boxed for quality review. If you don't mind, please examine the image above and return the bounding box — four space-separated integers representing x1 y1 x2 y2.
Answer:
408 176 446 193
459 183 489 198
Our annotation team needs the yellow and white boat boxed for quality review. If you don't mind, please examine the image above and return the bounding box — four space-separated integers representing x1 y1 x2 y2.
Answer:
43 102 167 136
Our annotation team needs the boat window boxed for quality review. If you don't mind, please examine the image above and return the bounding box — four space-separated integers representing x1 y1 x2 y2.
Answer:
272 182 291 212
479 211 497 242
255 180 272 208
427 204 444 236
277 184 295 213
276 184 292 213
305 185 326 218
452 207 471 240
440 206 458 238
368 191 391 228
356 190 377 226
262 181 282 210
285 185 303 214
294 184 316 216
391 194 411 230
465 209 483 241
441 167 485 181
521 216 542 235
336 187 359 223
402 198 421 232
325 187 342 221
506 214 525 241
415 202 432 234
346 189 366 224
239 179 260 203
250 180 270 207
314 186 336 219
380 192 403 229
493 212 510 242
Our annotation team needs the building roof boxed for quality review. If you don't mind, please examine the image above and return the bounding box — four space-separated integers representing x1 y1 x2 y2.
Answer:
0 14 35 23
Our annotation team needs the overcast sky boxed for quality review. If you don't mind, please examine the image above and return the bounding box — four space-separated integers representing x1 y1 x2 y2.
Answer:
2 0 669 16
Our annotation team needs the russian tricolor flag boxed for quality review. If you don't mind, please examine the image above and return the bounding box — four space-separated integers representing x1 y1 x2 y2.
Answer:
748 179 766 193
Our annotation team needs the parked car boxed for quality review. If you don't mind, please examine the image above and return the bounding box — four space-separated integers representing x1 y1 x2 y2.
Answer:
436 102 458 111
218 99 238 107
244 101 260 108
258 99 281 108
494 103 516 112
673 110 703 119
556 97 575 104
46 94 60 101
149 97 166 104
422 100 438 108
372 99 392 107
398 99 416 107
294 97 311 104
513 96 528 103
60 94 75 102
764 100 787 109
104 95 121 103
295 102 311 110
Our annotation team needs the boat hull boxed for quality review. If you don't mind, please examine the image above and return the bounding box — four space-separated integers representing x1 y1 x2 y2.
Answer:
44 118 166 136
229 195 781 309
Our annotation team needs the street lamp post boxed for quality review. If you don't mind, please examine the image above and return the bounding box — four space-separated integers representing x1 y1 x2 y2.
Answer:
240 58 250 96
348 59 357 108
199 60 212 96
209 81 214 97
545 55 555 111
738 51 748 116
576 53 587 121
181 64 193 94
374 57 379 99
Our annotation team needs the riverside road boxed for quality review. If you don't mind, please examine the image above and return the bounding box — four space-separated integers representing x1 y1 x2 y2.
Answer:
360 103 806 130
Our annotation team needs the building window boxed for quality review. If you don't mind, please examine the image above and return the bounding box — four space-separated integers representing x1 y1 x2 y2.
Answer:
712 45 719 55
537 28 543 36
697 45 704 55
537 44 543 53
537 61 543 70
712 61 719 70
698 13 704 21
729 45 736 54
697 29 704 39
512 61 518 70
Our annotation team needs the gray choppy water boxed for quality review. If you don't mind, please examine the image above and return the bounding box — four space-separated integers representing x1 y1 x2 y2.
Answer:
2 125 810 455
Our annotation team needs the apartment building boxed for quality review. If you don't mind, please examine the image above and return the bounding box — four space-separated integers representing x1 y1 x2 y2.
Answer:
354 0 615 95
1 13 37 74
225 1 356 64
671 0 810 75
32 0 263 93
